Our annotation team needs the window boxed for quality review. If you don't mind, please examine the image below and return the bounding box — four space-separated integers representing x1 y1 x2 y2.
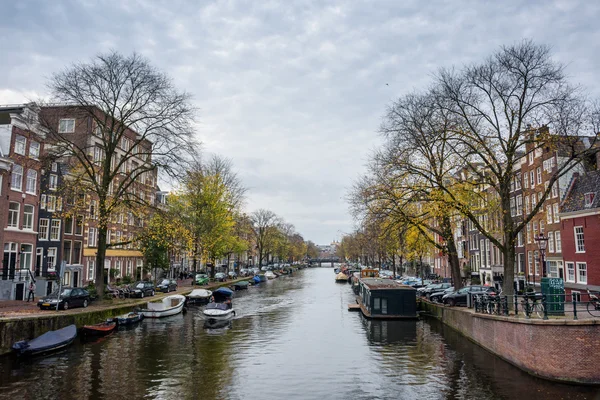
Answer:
88 227 97 247
572 291 581 303
534 250 539 275
517 231 524 247
515 173 521 190
551 182 559 198
38 219 49 240
584 192 596 208
50 220 61 241
8 202 20 228
527 251 533 275
516 195 523 215
40 194 46 210
381 298 388 314
536 167 542 184
90 200 97 219
63 240 72 264
529 150 534 165
20 244 32 270
11 164 23 190
553 203 560 223
47 195 56 212
73 241 82 264
29 141 40 158
577 262 587 284
574 226 585 253
58 119 75 133
14 135 26 155
555 231 562 253
524 173 529 189
47 248 57 271
93 146 104 163
64 216 73 235
525 196 530 215
88 260 95 281
57 197 62 211
546 205 552 224
75 215 84 235
547 261 558 278
530 171 535 187
548 232 554 253
373 297 380 310
538 191 543 203
49 174 58 190
527 223 531 244
566 262 575 282
121 137 130 152
23 205 34 230
510 197 516 216
51 162 58 172
533 221 538 238
26 170 37 194
115 260 122 277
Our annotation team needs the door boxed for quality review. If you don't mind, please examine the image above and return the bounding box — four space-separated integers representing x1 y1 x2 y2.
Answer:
15 283 25 300
73 271 79 288
46 281 53 296
36 248 43 277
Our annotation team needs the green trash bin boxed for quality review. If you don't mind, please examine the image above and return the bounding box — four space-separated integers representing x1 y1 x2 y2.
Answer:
541 277 565 316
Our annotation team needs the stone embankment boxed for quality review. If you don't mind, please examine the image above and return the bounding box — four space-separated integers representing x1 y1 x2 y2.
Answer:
419 300 600 385
0 278 247 356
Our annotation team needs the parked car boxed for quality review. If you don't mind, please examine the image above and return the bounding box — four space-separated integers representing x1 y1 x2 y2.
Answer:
443 285 498 306
215 272 227 282
195 274 210 285
228 271 238 279
418 283 452 297
130 281 155 298
239 269 249 277
156 279 177 293
430 287 455 303
38 287 90 310
252 268 260 275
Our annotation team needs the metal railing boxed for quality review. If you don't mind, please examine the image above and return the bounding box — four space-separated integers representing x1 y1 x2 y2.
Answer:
471 291 600 320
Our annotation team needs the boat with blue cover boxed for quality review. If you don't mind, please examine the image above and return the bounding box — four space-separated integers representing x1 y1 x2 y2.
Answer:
12 325 77 356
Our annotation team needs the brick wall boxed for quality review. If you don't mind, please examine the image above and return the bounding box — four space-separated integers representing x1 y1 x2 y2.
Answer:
419 301 600 384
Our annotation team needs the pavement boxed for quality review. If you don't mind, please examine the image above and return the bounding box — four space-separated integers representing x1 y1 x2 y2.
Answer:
0 277 247 319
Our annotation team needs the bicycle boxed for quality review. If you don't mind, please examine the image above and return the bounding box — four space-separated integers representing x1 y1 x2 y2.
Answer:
586 290 600 317
521 292 545 318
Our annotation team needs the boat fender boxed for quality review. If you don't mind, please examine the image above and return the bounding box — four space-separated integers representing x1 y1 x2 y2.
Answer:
232 310 236 316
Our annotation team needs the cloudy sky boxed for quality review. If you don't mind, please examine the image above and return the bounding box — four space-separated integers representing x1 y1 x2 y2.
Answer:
1 0 600 244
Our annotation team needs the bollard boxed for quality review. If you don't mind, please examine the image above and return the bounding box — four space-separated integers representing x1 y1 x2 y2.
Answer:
514 295 518 316
542 294 549 320
573 298 578 320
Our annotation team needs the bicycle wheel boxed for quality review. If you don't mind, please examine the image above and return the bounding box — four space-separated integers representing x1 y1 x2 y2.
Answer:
587 301 600 317
533 303 544 318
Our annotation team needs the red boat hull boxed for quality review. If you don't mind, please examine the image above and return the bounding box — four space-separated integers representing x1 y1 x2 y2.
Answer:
82 322 117 335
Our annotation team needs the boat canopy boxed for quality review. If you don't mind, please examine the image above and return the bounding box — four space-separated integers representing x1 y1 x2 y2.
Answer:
13 324 77 352
214 287 234 296
206 303 229 311
233 281 249 287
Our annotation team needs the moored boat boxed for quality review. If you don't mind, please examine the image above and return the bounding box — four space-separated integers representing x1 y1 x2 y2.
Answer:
258 274 267 282
82 321 117 336
231 281 249 290
139 294 186 318
265 271 276 280
335 272 348 283
186 289 213 305
115 311 144 326
12 325 77 356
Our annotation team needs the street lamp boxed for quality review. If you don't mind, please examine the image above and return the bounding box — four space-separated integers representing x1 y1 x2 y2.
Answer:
535 233 549 278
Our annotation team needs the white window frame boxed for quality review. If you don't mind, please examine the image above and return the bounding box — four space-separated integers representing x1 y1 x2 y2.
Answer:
14 135 26 155
537 167 542 185
530 171 535 188
47 195 56 212
546 204 552 224
8 202 20 228
555 231 562 253
524 172 529 189
40 194 46 210
29 141 40 158
566 262 575 283
551 182 559 198
38 218 49 240
88 227 97 247
23 204 34 230
47 248 57 271
88 260 95 281
11 164 23 191
553 203 560 223
577 262 587 284
26 169 37 194
58 119 75 133
574 226 585 253
49 174 58 190
548 232 554 253
50 219 61 241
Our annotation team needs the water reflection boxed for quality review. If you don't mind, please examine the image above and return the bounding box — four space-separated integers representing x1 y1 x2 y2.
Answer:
0 268 599 400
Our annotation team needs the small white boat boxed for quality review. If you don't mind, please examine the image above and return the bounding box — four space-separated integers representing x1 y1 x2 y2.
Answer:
265 271 276 280
139 294 186 318
186 289 212 305
203 302 235 322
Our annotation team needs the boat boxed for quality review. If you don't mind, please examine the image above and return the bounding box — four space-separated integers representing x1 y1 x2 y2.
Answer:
251 275 261 284
139 294 186 318
336 272 349 283
82 321 117 336
115 311 144 326
213 287 234 300
231 281 249 291
12 325 77 356
265 271 276 280
203 302 236 323
258 274 267 282
186 289 213 305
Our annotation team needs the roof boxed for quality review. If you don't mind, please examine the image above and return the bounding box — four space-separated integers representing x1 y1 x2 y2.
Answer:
361 278 415 291
561 170 600 213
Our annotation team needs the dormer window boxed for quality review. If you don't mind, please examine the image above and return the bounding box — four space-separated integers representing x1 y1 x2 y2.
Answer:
58 119 75 133
584 192 596 208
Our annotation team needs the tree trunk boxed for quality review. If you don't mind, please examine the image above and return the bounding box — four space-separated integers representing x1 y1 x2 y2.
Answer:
95 227 107 301
442 217 463 290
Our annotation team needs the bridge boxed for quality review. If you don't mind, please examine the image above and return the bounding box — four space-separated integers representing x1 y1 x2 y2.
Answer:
307 257 341 267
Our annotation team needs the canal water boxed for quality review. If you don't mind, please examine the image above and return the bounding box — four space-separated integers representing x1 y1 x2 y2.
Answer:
1 268 598 400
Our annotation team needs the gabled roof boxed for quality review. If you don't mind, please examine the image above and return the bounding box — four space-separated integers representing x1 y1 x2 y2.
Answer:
561 170 600 213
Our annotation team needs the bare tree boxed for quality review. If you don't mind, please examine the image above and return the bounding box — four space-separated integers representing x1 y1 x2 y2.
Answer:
40 51 198 298
250 209 281 267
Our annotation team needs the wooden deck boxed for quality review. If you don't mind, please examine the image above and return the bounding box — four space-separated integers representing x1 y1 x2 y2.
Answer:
347 303 361 311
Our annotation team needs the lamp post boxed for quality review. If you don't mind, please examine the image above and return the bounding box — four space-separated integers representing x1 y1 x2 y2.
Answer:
535 233 549 278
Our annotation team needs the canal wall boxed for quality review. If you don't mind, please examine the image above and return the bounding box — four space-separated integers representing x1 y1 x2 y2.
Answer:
419 300 600 385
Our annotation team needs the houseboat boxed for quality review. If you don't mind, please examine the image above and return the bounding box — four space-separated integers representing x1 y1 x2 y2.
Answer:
355 278 417 319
